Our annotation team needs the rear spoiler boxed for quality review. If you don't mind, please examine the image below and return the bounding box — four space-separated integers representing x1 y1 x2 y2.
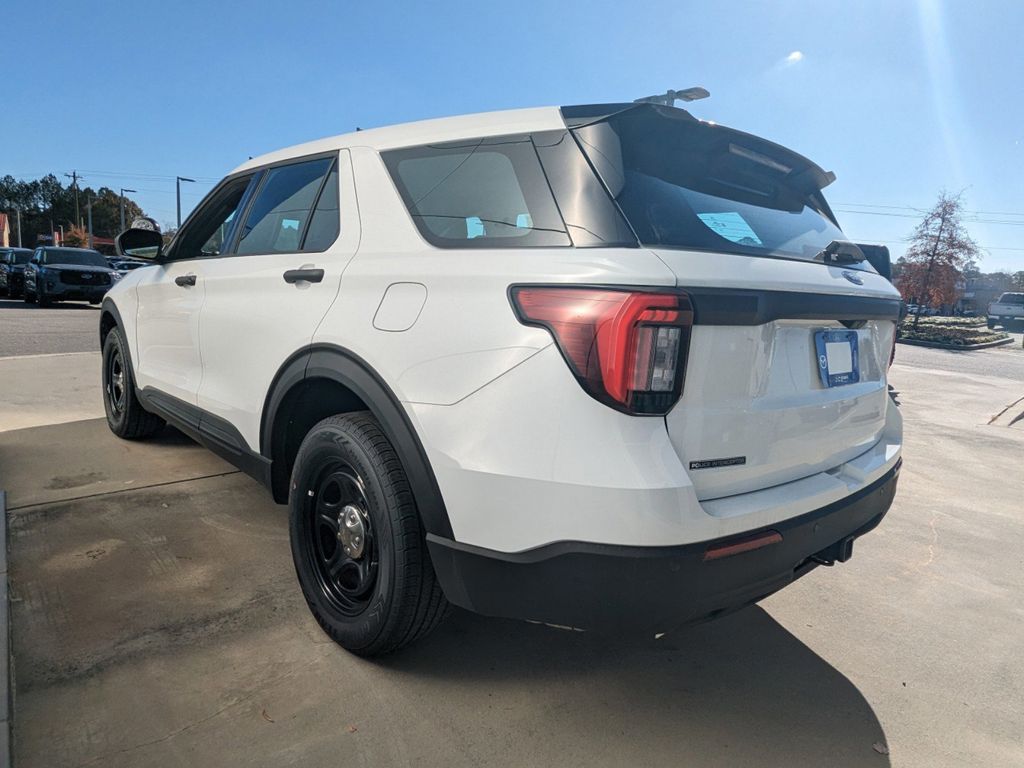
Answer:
560 102 837 196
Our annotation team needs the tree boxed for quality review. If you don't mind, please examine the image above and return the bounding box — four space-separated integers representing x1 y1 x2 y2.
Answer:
1 174 147 247
1012 272 1024 291
897 191 980 328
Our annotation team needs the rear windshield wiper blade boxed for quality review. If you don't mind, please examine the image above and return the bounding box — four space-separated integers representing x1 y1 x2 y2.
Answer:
814 240 866 266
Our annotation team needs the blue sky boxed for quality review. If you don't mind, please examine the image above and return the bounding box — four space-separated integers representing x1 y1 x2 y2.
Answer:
4 0 1022 271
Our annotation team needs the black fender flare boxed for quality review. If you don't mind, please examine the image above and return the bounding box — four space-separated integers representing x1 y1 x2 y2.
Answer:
98 301 132 370
261 344 454 540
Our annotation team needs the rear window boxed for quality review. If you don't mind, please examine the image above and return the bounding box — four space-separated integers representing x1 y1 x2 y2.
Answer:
383 136 570 248
8 251 31 265
41 249 107 267
571 105 859 267
998 293 1024 305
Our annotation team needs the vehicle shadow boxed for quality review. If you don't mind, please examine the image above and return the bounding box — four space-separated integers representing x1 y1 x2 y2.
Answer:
383 605 890 767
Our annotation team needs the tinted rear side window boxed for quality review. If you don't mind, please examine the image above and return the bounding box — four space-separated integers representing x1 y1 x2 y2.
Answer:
301 163 340 252
383 136 571 248
236 157 332 255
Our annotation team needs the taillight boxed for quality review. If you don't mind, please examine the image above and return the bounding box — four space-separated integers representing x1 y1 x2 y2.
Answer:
510 286 693 415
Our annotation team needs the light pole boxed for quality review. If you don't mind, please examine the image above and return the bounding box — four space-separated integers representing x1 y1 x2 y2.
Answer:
119 188 137 232
176 176 195 229
86 195 94 249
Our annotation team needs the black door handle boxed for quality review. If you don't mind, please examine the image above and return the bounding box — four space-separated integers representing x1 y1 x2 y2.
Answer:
283 268 325 284
174 274 197 287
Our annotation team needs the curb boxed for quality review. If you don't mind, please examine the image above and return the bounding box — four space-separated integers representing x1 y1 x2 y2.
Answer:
896 336 1015 351
0 490 9 768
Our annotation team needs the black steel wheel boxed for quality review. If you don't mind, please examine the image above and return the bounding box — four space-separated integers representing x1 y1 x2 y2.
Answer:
289 412 448 656
303 463 379 617
102 326 165 439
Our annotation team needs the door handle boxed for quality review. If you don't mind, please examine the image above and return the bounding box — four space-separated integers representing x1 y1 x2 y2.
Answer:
174 274 197 287
283 268 325 284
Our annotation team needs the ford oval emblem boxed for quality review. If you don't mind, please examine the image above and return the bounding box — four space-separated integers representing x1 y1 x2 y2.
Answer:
841 270 863 285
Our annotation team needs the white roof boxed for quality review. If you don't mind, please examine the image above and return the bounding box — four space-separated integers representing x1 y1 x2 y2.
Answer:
231 106 567 175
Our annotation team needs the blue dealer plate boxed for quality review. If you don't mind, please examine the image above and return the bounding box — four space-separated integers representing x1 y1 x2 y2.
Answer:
814 330 860 388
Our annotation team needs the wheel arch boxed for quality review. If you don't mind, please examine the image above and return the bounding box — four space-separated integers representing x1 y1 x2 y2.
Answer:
261 344 453 540
99 298 127 357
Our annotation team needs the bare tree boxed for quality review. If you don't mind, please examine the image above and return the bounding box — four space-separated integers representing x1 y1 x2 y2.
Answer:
897 191 980 329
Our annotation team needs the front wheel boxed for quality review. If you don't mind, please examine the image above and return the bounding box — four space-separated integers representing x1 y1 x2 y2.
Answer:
102 327 165 439
289 413 448 656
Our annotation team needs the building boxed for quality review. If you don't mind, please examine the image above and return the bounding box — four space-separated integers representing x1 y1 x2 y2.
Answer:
0 213 9 247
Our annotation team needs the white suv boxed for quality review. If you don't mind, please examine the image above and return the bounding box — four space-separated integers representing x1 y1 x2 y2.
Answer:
102 102 903 655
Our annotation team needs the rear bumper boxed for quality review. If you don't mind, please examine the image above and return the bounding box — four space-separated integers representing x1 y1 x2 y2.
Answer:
428 460 900 633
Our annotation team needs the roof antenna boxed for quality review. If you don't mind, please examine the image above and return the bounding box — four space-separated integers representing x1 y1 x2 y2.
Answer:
634 87 710 106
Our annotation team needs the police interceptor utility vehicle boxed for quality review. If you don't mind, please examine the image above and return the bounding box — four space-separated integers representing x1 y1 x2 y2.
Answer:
102 100 903 655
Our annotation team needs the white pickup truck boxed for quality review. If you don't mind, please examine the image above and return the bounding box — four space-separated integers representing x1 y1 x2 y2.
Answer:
987 292 1024 331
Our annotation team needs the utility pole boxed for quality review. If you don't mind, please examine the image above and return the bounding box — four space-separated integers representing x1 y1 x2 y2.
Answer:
65 171 83 228
176 176 195 228
86 195 94 249
119 188 137 232
15 207 22 248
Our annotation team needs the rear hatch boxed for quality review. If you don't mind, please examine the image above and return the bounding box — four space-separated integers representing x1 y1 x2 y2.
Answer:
568 103 901 500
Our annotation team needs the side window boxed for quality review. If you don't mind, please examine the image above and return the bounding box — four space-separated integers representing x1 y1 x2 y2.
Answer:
171 175 255 260
383 136 571 248
301 163 340 251
235 158 332 256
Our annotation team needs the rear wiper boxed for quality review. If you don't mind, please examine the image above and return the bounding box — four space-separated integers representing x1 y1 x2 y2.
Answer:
814 240 866 266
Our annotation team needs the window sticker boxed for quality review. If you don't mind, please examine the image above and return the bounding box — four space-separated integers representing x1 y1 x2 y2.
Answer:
695 211 764 246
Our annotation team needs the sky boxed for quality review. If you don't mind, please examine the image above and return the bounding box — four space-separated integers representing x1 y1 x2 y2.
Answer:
4 0 1023 271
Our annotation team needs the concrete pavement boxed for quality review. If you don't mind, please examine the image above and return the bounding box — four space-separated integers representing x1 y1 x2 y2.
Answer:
0 345 1022 766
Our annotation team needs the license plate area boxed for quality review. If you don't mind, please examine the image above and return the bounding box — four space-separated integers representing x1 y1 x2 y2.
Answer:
814 330 860 387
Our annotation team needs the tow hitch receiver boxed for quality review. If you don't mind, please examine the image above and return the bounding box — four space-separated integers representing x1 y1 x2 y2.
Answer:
812 536 855 566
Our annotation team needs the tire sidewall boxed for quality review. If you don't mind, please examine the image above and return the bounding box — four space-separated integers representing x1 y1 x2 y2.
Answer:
289 423 399 652
102 329 130 434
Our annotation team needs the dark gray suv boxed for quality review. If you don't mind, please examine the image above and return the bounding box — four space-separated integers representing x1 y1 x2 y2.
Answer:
24 246 116 306
0 247 33 298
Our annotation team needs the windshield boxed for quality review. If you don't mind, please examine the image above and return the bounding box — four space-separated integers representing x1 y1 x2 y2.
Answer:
571 106 862 268
997 293 1024 305
42 249 108 267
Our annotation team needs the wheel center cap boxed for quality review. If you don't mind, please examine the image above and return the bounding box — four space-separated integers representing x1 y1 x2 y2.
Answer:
337 504 366 559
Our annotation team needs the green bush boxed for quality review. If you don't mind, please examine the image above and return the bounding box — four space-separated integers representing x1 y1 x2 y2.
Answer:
898 324 1009 346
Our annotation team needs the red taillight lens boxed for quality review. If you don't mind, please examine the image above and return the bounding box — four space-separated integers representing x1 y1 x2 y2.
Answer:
510 286 693 415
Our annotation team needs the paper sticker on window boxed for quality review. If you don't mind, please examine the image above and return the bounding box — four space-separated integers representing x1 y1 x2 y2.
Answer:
466 216 485 239
696 211 763 246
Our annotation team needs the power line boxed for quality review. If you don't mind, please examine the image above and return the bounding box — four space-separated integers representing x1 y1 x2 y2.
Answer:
835 208 1024 226
835 201 1024 218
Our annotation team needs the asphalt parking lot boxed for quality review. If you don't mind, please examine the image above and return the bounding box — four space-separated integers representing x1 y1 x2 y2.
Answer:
1 303 1022 767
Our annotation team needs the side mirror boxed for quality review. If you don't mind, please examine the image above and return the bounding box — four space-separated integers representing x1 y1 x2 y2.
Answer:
116 228 163 260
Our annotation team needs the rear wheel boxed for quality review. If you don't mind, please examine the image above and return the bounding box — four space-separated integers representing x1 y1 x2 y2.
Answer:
23 286 34 304
102 327 165 439
289 413 448 656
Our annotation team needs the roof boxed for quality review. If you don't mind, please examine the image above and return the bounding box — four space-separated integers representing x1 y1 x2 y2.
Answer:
231 106 566 175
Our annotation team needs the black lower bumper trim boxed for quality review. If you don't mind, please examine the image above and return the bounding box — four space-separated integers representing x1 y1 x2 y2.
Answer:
427 461 900 632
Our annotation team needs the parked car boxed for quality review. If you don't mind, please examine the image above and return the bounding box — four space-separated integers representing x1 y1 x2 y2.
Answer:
108 258 148 280
987 292 1024 331
0 246 33 298
101 102 903 655
24 246 116 306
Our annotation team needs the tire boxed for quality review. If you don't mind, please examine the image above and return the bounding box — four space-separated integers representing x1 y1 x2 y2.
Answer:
37 292 52 307
102 326 165 439
987 319 995 329
23 286 34 304
289 412 448 656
